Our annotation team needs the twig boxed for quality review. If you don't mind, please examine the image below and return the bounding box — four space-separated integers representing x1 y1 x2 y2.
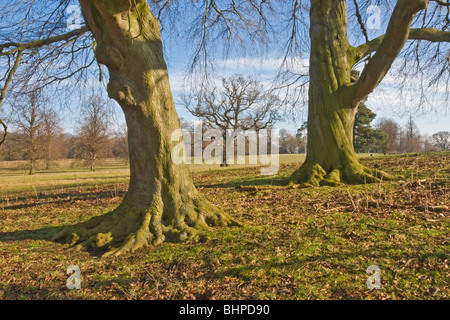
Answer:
366 201 448 212
366 223 397 233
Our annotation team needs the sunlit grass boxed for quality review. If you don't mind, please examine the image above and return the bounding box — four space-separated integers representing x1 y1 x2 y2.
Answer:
0 152 448 300
0 153 387 195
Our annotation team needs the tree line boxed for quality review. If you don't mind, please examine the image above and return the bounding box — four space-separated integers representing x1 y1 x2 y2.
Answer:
278 105 449 155
1 77 449 176
0 93 128 173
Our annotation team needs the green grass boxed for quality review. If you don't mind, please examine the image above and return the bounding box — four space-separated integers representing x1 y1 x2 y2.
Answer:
0 153 448 300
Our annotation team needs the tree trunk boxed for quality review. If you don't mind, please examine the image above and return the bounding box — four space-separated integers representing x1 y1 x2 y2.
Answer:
90 154 96 172
290 0 393 186
29 158 36 175
53 0 232 256
45 140 51 170
220 135 229 167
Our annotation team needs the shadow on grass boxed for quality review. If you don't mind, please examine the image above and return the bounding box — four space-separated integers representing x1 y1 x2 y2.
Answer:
198 176 289 189
0 226 65 242
0 189 126 211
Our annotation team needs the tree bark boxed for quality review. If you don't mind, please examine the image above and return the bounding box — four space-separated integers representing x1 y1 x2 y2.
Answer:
29 159 36 175
90 153 96 172
221 135 230 167
290 0 394 186
53 0 232 256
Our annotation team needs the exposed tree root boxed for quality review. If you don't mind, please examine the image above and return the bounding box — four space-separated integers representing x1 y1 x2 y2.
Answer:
52 194 234 257
290 160 396 187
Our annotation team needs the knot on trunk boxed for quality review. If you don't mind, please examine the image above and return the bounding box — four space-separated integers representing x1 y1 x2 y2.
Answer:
107 78 137 108
96 43 124 69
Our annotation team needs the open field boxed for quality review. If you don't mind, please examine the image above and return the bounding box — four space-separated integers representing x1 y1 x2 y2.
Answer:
0 153 448 300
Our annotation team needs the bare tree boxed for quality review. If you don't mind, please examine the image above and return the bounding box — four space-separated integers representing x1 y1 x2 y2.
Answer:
377 118 400 155
10 90 47 175
423 134 438 152
184 75 281 166
0 1 94 147
1 0 267 255
432 131 450 150
280 129 302 154
0 0 448 255
41 108 63 169
286 0 450 186
111 124 129 164
404 115 423 153
74 95 111 171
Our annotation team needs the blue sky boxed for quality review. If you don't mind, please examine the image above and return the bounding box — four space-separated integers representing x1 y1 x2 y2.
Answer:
6 1 448 137
56 52 449 137
164 55 449 137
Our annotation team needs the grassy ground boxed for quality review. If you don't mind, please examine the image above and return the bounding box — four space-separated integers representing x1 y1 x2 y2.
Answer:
0 153 448 300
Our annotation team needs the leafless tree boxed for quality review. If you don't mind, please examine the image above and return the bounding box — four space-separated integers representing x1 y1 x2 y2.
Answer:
279 0 450 186
0 1 96 147
10 90 47 174
41 107 63 169
0 0 448 254
432 131 450 150
279 129 303 154
377 118 400 154
404 115 423 153
0 0 275 254
422 134 439 152
74 95 111 171
184 75 281 165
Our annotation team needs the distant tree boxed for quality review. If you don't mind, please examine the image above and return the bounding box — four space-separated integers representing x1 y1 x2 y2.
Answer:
184 75 281 166
422 134 438 152
377 118 400 155
111 124 129 164
74 95 111 171
353 103 387 153
53 133 73 160
432 131 450 151
11 90 46 174
0 132 24 161
405 115 420 139
178 118 207 160
41 108 62 169
280 129 302 154
404 116 422 153
295 122 307 154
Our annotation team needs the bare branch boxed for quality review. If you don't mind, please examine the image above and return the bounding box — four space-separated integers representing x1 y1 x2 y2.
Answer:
0 50 24 146
0 26 90 56
355 28 450 61
352 0 431 104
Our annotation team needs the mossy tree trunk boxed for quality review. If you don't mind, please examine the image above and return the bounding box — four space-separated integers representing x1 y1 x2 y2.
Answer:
290 0 428 186
53 0 231 256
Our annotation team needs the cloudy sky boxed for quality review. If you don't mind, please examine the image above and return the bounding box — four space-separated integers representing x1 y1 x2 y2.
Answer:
164 55 449 137
25 1 449 137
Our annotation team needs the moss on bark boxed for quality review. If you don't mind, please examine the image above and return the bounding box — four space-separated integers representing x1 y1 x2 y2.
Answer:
53 0 234 256
53 188 231 257
290 0 396 187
